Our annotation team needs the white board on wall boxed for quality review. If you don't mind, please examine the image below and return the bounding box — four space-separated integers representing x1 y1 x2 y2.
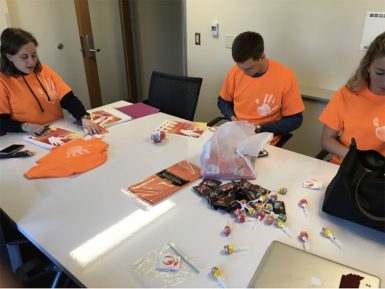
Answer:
360 11 385 50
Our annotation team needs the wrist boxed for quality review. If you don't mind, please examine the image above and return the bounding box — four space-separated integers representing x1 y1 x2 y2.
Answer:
21 123 28 132
81 113 91 121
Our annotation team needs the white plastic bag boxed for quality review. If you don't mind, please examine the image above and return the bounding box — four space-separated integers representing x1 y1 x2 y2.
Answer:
200 121 273 180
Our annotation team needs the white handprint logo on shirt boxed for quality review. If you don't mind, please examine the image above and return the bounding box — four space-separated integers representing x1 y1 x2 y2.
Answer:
256 94 278 116
373 117 385 142
66 146 90 158
44 77 59 102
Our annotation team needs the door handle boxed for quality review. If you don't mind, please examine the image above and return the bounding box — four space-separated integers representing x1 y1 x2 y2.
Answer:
80 35 99 58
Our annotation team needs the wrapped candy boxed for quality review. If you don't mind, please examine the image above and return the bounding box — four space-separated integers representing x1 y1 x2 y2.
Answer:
302 178 322 190
298 198 309 217
210 266 225 288
223 244 249 255
276 220 292 238
298 231 309 251
322 227 343 248
151 130 166 143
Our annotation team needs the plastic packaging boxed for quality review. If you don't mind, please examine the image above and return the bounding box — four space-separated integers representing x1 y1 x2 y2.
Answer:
132 243 199 287
200 121 273 180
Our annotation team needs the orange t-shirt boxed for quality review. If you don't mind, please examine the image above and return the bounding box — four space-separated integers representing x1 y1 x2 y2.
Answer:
0 64 71 125
25 138 108 179
319 86 385 164
220 59 304 144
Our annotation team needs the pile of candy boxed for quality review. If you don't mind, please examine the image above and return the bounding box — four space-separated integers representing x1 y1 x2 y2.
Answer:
193 179 288 227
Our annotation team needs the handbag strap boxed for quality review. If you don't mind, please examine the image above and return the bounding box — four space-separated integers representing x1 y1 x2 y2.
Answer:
354 170 385 222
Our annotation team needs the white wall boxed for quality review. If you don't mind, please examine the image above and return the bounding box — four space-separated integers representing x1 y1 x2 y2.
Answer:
186 0 385 122
130 0 184 100
0 0 10 32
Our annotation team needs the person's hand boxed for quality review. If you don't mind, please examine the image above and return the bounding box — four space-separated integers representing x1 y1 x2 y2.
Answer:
22 123 47 135
81 118 103 135
230 115 238 121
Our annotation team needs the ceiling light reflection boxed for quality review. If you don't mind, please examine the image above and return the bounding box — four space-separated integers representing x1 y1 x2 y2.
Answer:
70 200 175 267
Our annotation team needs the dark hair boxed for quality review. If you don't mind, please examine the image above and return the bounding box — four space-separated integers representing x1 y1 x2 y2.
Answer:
0 28 42 76
232 31 264 63
346 31 385 92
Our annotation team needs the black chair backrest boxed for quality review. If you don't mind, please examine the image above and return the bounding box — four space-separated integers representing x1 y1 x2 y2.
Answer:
147 71 203 121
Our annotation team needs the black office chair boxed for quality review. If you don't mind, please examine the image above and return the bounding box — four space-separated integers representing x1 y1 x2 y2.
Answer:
207 116 293 148
145 71 203 121
0 211 72 288
315 149 331 160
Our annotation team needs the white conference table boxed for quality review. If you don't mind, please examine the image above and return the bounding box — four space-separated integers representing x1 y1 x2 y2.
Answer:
0 101 384 287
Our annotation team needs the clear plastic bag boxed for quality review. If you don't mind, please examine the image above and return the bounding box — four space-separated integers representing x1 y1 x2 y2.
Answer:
131 243 199 287
200 121 273 180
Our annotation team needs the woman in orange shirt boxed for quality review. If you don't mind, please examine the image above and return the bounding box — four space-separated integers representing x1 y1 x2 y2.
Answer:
319 32 385 164
0 28 101 135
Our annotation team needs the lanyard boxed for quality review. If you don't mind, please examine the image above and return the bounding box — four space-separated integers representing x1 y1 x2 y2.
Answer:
22 72 51 112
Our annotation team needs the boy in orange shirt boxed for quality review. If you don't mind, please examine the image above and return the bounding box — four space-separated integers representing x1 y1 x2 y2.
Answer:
0 28 101 135
319 32 385 164
218 31 304 145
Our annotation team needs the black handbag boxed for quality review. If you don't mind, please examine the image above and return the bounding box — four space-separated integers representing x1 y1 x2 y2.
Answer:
322 138 385 232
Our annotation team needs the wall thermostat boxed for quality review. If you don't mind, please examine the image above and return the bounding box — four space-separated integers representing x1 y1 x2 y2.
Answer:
211 21 219 38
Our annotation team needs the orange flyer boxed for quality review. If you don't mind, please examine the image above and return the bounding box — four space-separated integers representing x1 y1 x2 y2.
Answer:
91 110 123 128
23 127 85 150
154 120 207 138
128 160 201 205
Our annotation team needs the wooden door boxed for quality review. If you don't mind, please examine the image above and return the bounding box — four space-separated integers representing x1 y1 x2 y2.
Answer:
73 0 137 108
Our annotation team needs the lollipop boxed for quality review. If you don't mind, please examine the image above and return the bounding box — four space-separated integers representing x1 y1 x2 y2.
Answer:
276 220 293 237
265 214 275 225
223 223 232 237
232 208 245 223
298 231 310 251
267 186 288 195
210 266 225 288
298 198 309 217
223 244 249 255
322 227 342 248
249 211 265 229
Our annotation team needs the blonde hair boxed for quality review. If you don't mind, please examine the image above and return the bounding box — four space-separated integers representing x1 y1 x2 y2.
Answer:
346 31 385 92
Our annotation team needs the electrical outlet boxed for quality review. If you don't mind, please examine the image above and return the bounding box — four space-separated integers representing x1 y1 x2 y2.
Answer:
195 33 201 45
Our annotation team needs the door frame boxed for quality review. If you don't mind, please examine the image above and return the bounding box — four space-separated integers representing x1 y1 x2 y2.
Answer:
73 0 137 107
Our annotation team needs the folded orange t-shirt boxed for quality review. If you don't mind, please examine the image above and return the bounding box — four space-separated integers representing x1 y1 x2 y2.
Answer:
25 138 108 179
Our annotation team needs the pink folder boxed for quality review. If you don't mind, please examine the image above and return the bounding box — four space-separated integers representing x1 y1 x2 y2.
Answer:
115 102 160 119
